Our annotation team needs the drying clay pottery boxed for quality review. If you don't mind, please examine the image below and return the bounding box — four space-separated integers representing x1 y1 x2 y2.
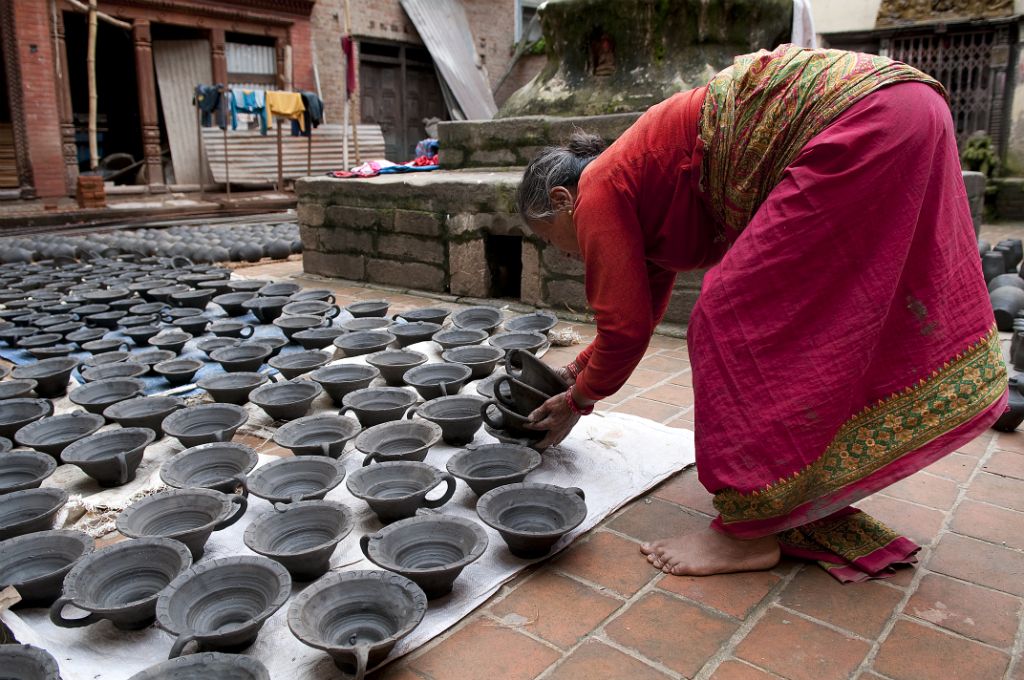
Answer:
988 273 1024 293
0 644 62 680
213 291 256 316
81 361 148 382
282 300 340 318
132 349 176 371
311 364 380 406
991 286 1024 331
346 461 455 523
503 310 558 334
340 386 417 427
117 487 247 559
273 413 361 458
80 338 129 354
394 307 449 325
127 652 270 680
147 331 192 354
0 487 69 540
17 333 64 350
209 320 254 339
432 327 487 350
243 500 354 580
505 348 569 397
441 344 504 380
451 306 502 334
258 282 301 298
289 288 336 304
154 359 202 386
169 289 214 310
493 375 551 416
477 483 587 558
242 296 290 323
361 515 487 598
366 349 428 386
210 344 272 373
249 380 323 421
267 349 331 379
15 412 105 458
344 299 390 318
227 280 270 293
390 321 442 348
155 555 291 658
333 330 396 357
446 443 542 496
0 436 10 453
60 427 156 487
103 396 184 437
50 537 192 630
68 377 146 416
993 380 1024 431
288 570 426 680
249 335 288 358
0 398 54 438
0 379 39 401
339 317 393 333
355 419 443 466
194 336 241 357
0 449 58 495
122 324 164 345
406 394 486 446
161 403 249 447
403 363 472 400
488 331 547 356
244 456 347 504
11 357 80 397
81 350 132 368
292 326 344 350
0 530 94 606
273 314 326 340
168 315 209 336
481 400 544 441
160 442 258 495
197 372 269 405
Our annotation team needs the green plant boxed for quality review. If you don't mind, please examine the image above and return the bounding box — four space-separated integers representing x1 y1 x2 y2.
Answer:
961 131 1000 177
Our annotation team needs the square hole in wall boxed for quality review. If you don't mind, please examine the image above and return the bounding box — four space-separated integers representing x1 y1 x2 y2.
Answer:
484 234 522 299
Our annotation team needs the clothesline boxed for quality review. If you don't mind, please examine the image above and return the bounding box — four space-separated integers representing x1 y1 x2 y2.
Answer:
193 84 324 137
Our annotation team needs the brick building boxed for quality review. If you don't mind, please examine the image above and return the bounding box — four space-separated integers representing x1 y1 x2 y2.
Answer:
1 0 538 200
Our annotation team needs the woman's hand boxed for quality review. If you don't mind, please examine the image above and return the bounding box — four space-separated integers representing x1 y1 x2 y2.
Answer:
557 366 576 386
526 391 580 450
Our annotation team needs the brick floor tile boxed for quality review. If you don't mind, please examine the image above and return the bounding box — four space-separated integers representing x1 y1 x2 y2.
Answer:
667 370 694 387
555 530 658 597
661 349 691 361
647 335 683 351
606 498 708 544
854 494 946 545
610 397 682 423
880 472 960 510
983 449 1024 480
928 533 1024 595
624 369 669 389
489 572 622 649
778 566 905 637
904 573 1020 647
734 607 869 680
950 499 1024 550
370 663 426 680
601 385 640 405
544 639 672 680
924 452 976 482
873 619 1010 680
710 660 781 680
966 471 1024 512
657 570 781 619
652 469 717 516
640 355 689 373
993 430 1024 455
605 591 739 677
666 413 695 429
640 383 695 407
405 619 560 680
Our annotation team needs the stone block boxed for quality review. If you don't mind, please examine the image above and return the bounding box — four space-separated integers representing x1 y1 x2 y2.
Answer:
326 205 394 230
297 201 325 228
299 225 322 252
470 149 518 166
663 288 701 325
377 233 445 265
449 240 490 298
393 209 442 237
447 212 487 237
303 251 366 280
542 246 585 277
319 226 374 254
521 241 543 305
366 258 445 291
546 279 588 313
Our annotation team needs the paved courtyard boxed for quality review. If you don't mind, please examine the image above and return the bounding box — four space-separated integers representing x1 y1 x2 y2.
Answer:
233 223 1024 680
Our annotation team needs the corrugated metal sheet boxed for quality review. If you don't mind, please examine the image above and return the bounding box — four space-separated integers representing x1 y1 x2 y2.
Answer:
153 40 213 185
226 43 277 75
399 0 497 121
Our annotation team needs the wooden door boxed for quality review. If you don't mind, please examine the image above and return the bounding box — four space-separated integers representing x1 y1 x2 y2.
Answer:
360 60 403 161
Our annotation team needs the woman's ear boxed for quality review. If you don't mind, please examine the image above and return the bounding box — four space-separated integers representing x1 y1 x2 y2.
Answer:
548 186 575 213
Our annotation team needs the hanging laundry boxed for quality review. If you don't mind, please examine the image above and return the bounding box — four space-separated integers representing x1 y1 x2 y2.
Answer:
266 91 306 132
230 89 267 135
291 91 325 137
193 84 227 129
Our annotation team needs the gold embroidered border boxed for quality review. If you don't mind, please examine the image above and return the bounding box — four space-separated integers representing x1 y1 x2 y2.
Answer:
778 511 902 562
714 327 1005 525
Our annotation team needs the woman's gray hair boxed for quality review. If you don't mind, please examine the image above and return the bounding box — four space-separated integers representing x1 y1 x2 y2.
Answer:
517 130 606 223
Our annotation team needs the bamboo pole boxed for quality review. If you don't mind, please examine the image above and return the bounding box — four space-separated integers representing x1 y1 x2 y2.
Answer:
276 120 283 192
87 0 98 170
344 0 360 164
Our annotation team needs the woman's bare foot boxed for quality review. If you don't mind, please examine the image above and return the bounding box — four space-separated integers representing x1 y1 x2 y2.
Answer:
640 526 780 576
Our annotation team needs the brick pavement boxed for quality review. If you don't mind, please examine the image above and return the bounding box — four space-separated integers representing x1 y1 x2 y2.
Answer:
232 235 1024 680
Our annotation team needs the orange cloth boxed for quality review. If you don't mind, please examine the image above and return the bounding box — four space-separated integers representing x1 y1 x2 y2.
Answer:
265 91 305 131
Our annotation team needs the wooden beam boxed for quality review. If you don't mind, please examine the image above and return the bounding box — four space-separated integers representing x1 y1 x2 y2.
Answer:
87 0 98 170
64 0 131 29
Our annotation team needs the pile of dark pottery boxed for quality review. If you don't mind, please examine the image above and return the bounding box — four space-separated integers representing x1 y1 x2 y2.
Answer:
0 255 587 679
980 238 1024 431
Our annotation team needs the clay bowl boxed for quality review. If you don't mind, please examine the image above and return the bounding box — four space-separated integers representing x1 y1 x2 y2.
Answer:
242 296 290 324
16 332 64 350
69 377 147 416
366 349 428 386
197 372 269 405
488 331 547 356
169 288 214 310
168 315 210 336
227 279 269 293
131 349 176 372
11 357 80 397
249 335 288 358
81 361 148 382
161 403 249 447
155 555 291 658
194 336 241 357
394 307 450 325
129 301 170 316
213 291 256 316
160 442 258 495
503 311 558 334
273 314 325 340
27 344 77 360
85 310 127 329
346 460 455 523
148 331 192 354
0 449 58 494
505 348 569 397
481 400 544 441
293 326 344 350
441 344 504 380
60 427 156 487
258 281 302 298
0 326 39 347
81 350 132 368
345 299 390 318
103 396 184 437
0 530 94 606
446 443 542 496
50 537 192 630
282 300 340 318
477 483 587 558
311 364 380 406
406 394 486 446
0 488 69 540
15 412 105 458
127 653 270 680
210 343 272 373
249 380 323 421
333 329 396 357
289 288 336 304
492 375 550 416
117 488 247 560
81 337 129 354
208 320 254 339
81 287 130 304
355 420 442 466
389 321 442 348
0 644 62 680
154 358 203 386
244 456 347 504
243 500 354 581
341 386 418 428
452 306 502 334
118 313 159 329
0 436 10 453
267 349 331 379
147 285 189 304
432 327 487 350
339 317 394 333
361 515 488 598
288 570 427 680
273 413 361 458
0 379 39 401
0 398 54 438
403 363 473 400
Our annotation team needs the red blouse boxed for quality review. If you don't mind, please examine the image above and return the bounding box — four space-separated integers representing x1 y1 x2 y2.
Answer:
572 86 723 402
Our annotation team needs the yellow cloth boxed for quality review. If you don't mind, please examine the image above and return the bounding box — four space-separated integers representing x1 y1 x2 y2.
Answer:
265 91 306 131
